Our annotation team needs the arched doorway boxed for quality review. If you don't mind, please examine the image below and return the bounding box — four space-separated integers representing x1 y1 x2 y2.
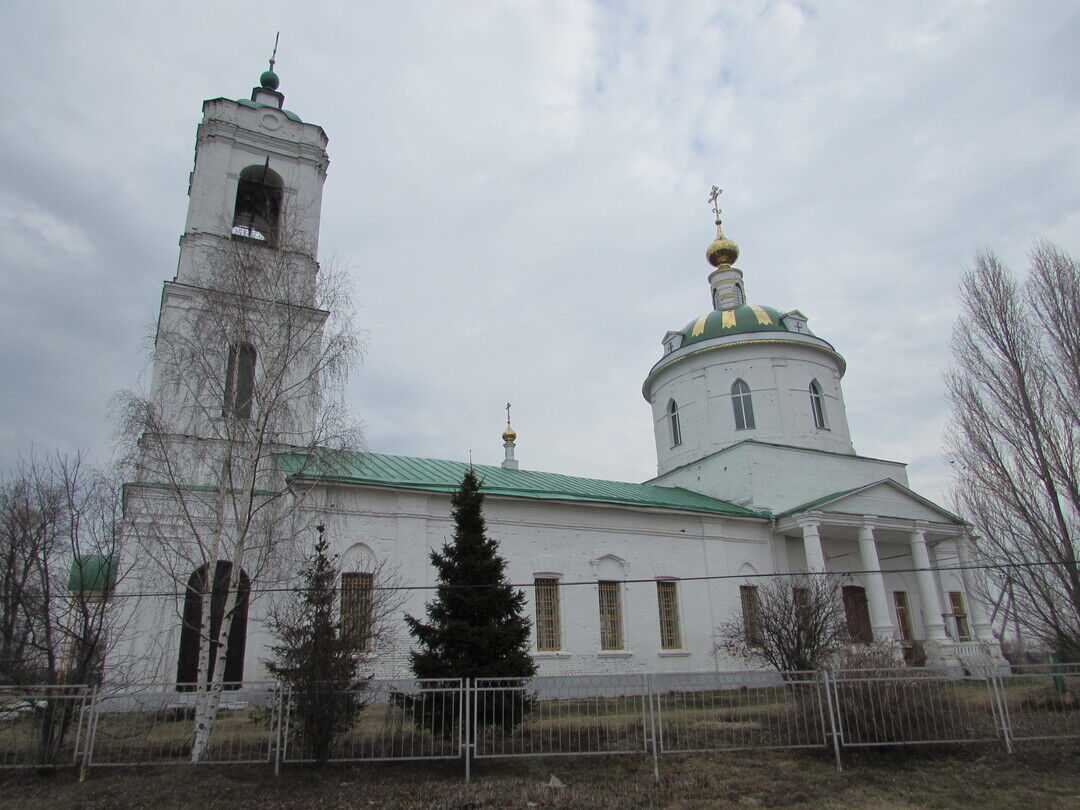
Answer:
176 561 250 689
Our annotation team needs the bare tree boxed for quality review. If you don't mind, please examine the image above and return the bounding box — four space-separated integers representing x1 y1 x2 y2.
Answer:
716 574 850 673
946 244 1080 660
0 453 131 764
117 212 362 761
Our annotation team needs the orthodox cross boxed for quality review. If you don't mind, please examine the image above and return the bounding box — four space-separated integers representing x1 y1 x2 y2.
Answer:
269 32 280 71
708 186 723 221
505 402 512 427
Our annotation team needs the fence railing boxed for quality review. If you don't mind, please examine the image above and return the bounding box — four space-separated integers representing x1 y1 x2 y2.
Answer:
2 664 1077 779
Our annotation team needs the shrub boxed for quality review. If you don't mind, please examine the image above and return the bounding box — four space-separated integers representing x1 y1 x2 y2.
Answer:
810 645 981 746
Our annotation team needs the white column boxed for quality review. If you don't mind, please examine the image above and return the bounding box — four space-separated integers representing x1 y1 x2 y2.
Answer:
858 519 895 641
957 533 995 642
801 520 826 573
910 523 948 641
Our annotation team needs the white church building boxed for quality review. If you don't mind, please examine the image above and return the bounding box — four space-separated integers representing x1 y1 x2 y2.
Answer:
119 67 1004 684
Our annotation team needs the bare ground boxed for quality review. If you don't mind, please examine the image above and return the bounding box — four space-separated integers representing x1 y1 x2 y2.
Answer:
1 745 1078 809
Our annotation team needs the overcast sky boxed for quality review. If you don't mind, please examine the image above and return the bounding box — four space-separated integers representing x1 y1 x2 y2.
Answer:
1 1 1078 507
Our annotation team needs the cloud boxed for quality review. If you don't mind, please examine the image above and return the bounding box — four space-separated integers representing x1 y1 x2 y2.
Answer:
1 0 1078 509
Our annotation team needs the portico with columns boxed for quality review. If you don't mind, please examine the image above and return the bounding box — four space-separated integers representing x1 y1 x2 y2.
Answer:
773 480 1002 667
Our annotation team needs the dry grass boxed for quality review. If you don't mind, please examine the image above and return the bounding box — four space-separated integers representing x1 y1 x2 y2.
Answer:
0 745 1078 809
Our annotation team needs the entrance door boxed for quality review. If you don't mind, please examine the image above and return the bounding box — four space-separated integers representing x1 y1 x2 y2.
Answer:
842 585 873 644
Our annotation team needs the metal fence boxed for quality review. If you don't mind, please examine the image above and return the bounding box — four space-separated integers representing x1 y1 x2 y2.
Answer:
281 678 462 765
2 665 1077 779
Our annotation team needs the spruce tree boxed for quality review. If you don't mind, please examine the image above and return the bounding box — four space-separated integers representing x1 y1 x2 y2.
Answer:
265 528 367 764
404 468 535 731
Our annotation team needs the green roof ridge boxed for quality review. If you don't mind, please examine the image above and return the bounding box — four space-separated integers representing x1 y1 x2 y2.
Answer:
277 450 768 519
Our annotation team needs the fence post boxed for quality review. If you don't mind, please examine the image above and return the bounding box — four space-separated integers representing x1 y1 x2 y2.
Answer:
79 685 100 781
273 682 284 776
645 673 661 785
991 670 1013 754
820 670 842 772
463 678 471 784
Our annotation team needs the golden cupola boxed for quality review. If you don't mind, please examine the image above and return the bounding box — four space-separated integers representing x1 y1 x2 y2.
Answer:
706 220 740 268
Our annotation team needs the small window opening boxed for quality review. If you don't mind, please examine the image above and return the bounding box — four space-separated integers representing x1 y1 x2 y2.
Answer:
656 580 681 650
668 400 682 447
740 585 763 648
341 572 374 653
809 379 828 429
893 591 914 642
232 163 284 243
731 379 755 430
948 591 971 641
223 343 256 419
534 577 562 651
598 580 623 650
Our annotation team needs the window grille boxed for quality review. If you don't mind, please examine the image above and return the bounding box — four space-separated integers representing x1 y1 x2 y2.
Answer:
534 577 562 651
731 379 755 430
740 585 763 647
598 580 623 650
341 572 374 653
656 580 681 649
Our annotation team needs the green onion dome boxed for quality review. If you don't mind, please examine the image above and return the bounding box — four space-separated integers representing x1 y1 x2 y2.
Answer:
680 304 800 346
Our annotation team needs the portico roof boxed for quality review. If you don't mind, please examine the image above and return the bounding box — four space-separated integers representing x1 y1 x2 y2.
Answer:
775 478 964 524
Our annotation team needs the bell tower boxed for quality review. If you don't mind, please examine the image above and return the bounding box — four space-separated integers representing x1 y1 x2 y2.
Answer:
142 61 331 452
176 66 329 291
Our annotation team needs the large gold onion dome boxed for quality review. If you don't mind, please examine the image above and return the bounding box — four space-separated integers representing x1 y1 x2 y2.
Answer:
502 425 517 443
706 220 739 267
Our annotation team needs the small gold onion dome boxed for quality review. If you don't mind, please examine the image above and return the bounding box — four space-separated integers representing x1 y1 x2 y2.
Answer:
502 425 517 443
706 220 740 267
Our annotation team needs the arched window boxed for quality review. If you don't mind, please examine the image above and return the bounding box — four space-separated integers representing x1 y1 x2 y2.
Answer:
177 561 250 689
809 379 828 429
731 379 755 430
232 163 284 243
668 400 682 447
223 343 256 419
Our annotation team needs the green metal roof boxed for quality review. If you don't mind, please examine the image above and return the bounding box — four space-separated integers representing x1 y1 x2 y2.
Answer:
233 98 303 122
276 451 768 519
68 555 117 594
680 304 796 346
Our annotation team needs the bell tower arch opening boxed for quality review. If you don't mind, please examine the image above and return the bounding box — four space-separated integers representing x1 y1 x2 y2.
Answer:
232 164 284 244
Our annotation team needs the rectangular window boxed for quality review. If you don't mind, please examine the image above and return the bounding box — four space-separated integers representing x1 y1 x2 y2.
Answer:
598 580 623 650
223 343 256 419
948 591 971 641
740 585 763 648
656 580 681 649
341 572 374 653
893 591 914 641
534 577 562 651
